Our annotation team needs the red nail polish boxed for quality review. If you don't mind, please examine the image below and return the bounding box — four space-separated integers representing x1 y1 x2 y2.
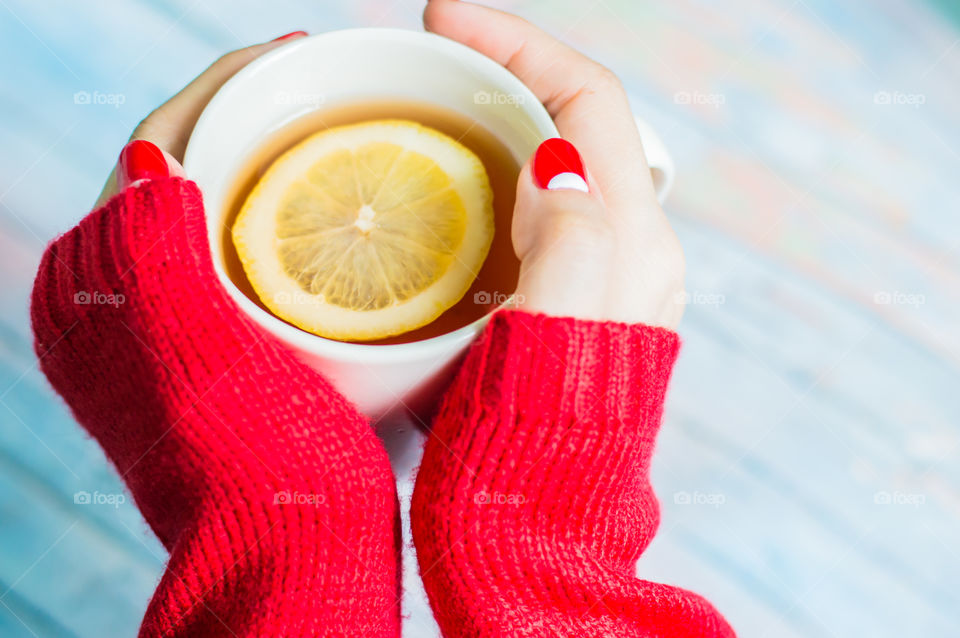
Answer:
271 30 308 42
533 138 588 192
117 140 169 190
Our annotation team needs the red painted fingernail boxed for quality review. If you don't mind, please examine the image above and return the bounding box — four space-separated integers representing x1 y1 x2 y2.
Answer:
271 30 308 42
533 138 588 192
117 140 169 190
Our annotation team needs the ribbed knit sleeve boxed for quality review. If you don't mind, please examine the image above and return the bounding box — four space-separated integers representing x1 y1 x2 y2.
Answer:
31 179 401 637
411 309 734 637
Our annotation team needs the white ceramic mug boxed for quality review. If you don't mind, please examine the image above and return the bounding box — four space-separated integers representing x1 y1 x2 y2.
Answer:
184 28 674 421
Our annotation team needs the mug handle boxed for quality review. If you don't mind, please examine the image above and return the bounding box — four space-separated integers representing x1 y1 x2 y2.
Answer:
633 114 675 203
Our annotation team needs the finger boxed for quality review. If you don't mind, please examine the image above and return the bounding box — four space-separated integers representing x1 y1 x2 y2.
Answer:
93 139 185 209
513 138 604 258
423 1 655 206
94 31 307 208
130 31 308 162
117 140 184 189
512 147 613 320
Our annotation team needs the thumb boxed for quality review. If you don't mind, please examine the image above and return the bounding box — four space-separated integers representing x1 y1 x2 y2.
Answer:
118 139 185 191
512 138 614 320
512 138 604 260
93 139 185 210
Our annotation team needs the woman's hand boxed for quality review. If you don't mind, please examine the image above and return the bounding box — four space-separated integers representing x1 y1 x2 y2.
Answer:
412 10 735 637
425 0 685 329
93 31 307 208
34 29 403 637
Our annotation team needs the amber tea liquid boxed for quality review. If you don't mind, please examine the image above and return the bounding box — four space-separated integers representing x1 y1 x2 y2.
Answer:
222 99 522 345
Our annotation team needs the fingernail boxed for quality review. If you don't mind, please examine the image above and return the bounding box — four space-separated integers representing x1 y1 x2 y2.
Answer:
533 138 589 192
117 140 169 190
271 30 308 42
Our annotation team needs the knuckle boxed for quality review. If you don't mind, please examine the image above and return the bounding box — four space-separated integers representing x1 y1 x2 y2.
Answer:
591 64 625 93
208 48 255 76
213 49 244 69
207 47 262 79
130 107 171 142
130 111 159 141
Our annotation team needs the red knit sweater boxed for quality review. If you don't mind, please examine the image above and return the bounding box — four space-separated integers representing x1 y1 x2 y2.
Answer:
30 178 733 637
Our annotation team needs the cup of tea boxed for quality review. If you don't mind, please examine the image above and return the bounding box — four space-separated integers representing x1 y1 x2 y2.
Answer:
184 28 674 421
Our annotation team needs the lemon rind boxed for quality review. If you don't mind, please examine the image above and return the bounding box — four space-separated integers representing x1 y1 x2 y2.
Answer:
232 119 494 341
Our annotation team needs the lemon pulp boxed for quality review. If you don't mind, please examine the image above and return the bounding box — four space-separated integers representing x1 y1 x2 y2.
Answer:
232 119 494 341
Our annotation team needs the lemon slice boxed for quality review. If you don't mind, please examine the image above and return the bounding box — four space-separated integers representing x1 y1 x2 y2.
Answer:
232 119 494 341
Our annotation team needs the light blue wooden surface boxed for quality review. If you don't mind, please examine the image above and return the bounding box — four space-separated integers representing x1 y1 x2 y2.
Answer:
1 1 959 636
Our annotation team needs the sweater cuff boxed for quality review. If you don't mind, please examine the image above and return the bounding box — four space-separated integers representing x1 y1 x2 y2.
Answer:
465 309 681 428
85 177 207 264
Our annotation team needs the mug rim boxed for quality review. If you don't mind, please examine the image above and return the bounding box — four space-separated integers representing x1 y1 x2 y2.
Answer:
185 27 558 364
